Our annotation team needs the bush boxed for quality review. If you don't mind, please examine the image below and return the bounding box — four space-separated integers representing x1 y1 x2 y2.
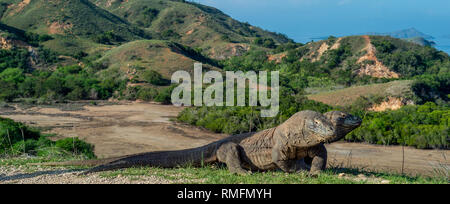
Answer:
93 31 123 45
155 85 176 104
142 70 169 86
135 7 159 27
55 138 96 159
0 117 40 154
137 87 159 101
346 102 449 149
253 37 276 48
0 48 29 72
0 117 97 157
0 65 127 102
161 29 180 40
411 74 449 105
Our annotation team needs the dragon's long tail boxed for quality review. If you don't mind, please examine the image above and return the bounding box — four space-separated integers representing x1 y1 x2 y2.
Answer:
28 157 126 167
30 143 220 174
82 144 219 174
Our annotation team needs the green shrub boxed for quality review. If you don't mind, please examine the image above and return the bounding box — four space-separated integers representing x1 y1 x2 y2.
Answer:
0 48 29 72
412 74 449 104
155 85 176 104
137 87 159 101
0 117 40 154
55 138 96 159
161 29 180 40
93 31 123 45
253 37 276 48
346 102 449 149
142 70 168 85
0 65 127 101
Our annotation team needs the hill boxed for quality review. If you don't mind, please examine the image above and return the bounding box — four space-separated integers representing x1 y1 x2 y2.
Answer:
90 0 292 59
0 0 148 55
288 35 448 79
97 40 221 80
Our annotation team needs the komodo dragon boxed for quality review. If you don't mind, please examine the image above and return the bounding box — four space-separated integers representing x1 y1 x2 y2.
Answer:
34 110 361 175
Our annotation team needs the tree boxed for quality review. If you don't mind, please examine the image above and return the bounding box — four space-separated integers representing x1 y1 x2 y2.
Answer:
142 70 168 86
0 68 24 84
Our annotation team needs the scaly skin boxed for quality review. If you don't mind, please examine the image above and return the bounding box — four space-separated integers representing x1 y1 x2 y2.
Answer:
33 111 361 175
301 111 362 174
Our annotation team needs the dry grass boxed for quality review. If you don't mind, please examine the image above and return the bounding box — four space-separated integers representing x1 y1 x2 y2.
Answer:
307 80 413 107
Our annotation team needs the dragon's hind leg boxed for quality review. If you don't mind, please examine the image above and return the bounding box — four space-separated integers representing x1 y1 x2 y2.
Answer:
217 142 250 175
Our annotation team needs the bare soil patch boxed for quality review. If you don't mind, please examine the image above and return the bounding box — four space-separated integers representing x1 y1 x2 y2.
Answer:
355 36 400 79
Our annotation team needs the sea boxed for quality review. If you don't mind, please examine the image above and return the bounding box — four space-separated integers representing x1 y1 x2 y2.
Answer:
433 36 450 54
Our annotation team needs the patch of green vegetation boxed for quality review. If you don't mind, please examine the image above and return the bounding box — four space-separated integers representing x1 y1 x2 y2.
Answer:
136 87 160 102
0 65 127 102
0 117 96 159
141 70 169 86
93 31 123 45
55 138 96 159
412 73 449 105
346 102 449 149
120 85 174 104
0 48 29 72
253 37 277 49
371 36 449 77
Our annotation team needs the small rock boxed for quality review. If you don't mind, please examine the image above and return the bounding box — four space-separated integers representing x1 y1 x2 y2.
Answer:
381 180 390 184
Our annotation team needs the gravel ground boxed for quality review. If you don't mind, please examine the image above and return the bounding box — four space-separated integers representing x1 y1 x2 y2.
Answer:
0 166 173 184
0 165 395 184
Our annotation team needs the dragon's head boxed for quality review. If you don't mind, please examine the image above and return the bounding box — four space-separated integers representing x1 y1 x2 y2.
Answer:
304 114 337 143
277 111 336 147
323 111 362 143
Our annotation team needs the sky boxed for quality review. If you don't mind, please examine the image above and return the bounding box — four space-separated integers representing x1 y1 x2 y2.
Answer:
196 0 450 52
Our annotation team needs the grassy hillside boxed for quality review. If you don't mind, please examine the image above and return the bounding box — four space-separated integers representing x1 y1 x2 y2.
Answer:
0 0 145 39
307 80 414 107
97 40 221 80
0 0 149 55
291 35 449 79
91 0 291 59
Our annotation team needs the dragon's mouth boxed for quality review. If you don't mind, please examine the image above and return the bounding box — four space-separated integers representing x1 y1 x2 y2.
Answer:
343 117 362 128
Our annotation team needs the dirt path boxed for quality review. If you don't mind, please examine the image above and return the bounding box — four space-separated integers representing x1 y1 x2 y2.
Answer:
1 102 448 177
356 35 400 79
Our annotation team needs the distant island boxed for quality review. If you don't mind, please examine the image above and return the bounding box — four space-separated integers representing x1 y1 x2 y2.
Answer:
366 28 436 46
367 28 434 39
